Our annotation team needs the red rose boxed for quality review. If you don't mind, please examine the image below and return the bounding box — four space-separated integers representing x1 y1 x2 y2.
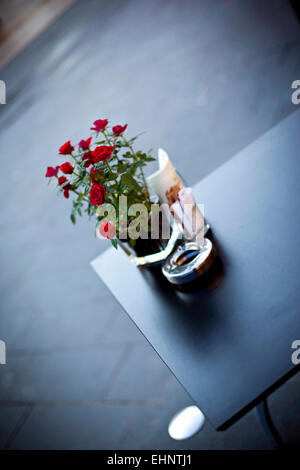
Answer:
99 221 115 239
58 176 67 186
91 119 108 132
60 162 74 174
59 140 74 155
91 145 115 163
45 166 59 177
78 137 92 150
63 189 69 199
112 124 128 136
89 184 106 206
82 151 93 168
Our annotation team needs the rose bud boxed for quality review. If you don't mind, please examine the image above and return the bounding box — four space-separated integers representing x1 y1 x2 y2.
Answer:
60 162 74 175
45 166 59 177
59 140 74 155
112 124 128 137
78 137 92 150
90 119 108 132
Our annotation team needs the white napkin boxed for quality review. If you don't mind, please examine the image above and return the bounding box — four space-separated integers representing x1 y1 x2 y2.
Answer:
147 148 184 204
147 149 205 244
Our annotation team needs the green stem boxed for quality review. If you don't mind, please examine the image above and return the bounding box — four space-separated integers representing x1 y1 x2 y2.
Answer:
102 130 111 146
73 189 89 203
121 135 149 200
113 136 120 163
121 135 135 154
70 153 79 164
105 160 118 184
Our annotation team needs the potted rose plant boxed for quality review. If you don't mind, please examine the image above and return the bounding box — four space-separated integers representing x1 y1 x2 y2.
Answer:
45 119 167 256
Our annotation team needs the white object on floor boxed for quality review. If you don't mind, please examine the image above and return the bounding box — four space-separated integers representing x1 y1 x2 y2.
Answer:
168 405 205 440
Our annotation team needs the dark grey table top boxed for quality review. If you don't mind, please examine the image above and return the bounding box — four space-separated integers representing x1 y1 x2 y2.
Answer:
91 110 300 430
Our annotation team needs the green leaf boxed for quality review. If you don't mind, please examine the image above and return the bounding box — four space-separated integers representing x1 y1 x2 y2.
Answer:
111 238 118 249
70 213 76 224
129 132 146 142
122 151 133 158
143 156 156 162
120 173 141 191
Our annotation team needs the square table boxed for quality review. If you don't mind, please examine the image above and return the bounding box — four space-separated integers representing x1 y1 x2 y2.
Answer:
91 110 300 443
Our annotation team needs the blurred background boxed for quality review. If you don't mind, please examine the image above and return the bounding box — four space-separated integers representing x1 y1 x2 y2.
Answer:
0 0 299 450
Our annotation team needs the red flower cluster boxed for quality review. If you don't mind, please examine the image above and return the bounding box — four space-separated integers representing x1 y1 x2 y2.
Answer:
60 162 74 174
91 145 115 163
45 118 150 247
112 124 127 137
89 184 106 206
45 166 59 177
91 119 108 132
59 140 74 155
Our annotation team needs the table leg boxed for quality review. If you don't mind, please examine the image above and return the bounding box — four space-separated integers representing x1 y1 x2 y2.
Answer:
255 399 284 449
168 400 284 446
168 406 205 440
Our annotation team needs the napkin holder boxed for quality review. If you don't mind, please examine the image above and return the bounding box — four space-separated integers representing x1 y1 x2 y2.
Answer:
145 148 216 285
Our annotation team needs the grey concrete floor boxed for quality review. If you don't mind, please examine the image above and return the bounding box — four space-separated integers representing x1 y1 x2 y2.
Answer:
0 0 300 450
